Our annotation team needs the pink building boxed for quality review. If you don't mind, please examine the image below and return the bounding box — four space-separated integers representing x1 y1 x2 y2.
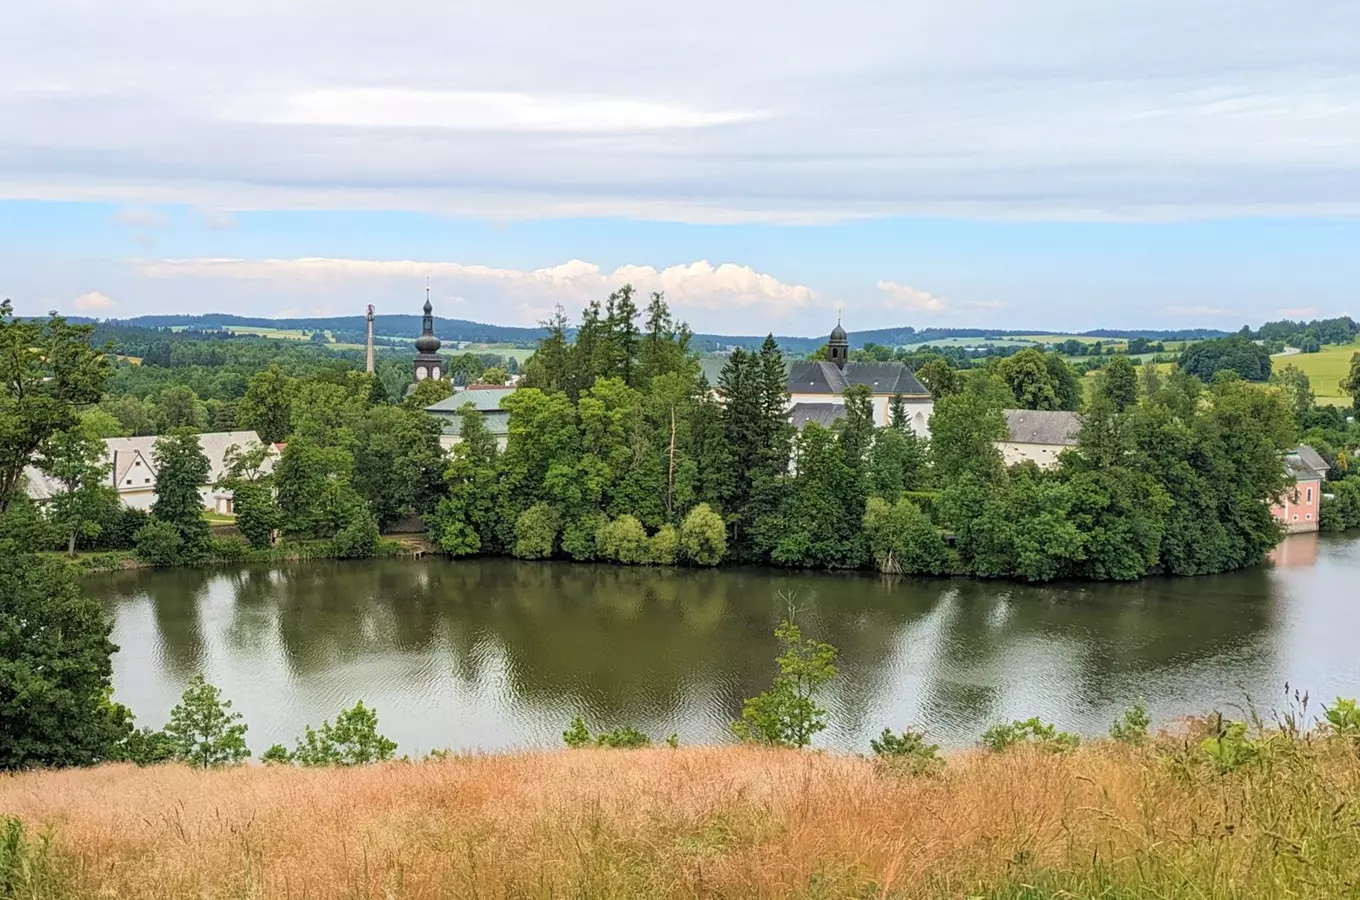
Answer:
1272 445 1329 533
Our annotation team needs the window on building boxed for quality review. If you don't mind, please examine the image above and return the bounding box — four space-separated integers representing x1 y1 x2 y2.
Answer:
1307 487 1314 502
1292 514 1299 521
1306 513 1313 521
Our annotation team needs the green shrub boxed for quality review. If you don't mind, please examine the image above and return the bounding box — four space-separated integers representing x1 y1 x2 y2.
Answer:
560 513 605 561
870 728 943 776
862 495 950 575
596 514 650 565
649 524 679 565
1320 479 1360 532
113 725 177 766
134 519 184 566
1324 697 1360 736
679 503 726 566
285 701 398 766
1110 699 1151 746
513 502 559 559
562 716 656 749
982 718 1080 753
1201 718 1257 773
260 743 293 765
595 725 652 749
210 535 250 562
330 509 379 559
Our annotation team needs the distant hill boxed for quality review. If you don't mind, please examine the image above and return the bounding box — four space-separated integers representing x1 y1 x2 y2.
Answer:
97 313 550 345
85 313 1230 353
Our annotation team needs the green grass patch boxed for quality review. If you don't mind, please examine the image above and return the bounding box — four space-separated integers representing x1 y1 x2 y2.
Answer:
1273 341 1359 404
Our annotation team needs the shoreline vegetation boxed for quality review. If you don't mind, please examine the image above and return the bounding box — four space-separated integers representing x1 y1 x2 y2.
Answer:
4 710 1359 899
8 298 1360 586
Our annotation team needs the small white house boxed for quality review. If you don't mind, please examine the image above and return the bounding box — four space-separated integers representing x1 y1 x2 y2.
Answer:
25 430 276 514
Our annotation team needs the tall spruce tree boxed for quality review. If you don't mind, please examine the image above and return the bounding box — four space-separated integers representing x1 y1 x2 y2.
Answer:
149 429 212 563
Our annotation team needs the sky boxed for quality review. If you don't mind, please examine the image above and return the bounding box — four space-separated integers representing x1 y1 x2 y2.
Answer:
3 0 1359 336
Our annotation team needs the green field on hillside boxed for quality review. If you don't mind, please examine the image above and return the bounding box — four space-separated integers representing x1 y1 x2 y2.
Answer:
1274 341 1359 406
901 336 1036 349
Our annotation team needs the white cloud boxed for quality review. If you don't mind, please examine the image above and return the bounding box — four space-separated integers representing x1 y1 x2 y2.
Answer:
72 291 114 311
133 256 818 328
876 281 949 313
875 280 1001 317
226 90 765 132
1164 304 1231 316
3 1 1360 222
1276 306 1320 318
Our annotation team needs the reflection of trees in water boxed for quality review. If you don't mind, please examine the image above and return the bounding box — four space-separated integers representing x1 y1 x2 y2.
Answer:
902 572 1277 731
143 568 212 677
103 557 1281 740
269 561 444 672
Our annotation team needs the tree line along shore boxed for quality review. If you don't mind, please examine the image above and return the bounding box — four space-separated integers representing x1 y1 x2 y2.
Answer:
7 295 1360 584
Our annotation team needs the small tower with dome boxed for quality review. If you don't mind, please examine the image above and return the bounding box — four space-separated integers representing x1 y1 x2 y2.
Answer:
412 288 444 382
827 313 849 370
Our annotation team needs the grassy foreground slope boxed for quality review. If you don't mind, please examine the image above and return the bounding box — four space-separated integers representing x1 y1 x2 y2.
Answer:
3 740 1359 899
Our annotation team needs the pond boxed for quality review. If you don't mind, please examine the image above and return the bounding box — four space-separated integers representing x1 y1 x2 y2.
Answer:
87 532 1360 755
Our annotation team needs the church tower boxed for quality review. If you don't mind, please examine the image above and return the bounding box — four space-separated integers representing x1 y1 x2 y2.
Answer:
828 313 849 370
412 288 443 382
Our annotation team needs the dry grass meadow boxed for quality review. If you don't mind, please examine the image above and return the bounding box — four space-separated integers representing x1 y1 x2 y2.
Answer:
3 737 1360 899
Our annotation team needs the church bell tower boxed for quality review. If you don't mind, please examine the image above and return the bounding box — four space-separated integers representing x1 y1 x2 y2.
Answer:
828 313 849 370
413 287 443 382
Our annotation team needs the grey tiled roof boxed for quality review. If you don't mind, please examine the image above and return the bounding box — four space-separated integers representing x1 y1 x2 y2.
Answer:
786 361 928 397
1002 410 1082 446
436 410 510 437
789 402 847 431
425 387 516 413
1285 444 1329 481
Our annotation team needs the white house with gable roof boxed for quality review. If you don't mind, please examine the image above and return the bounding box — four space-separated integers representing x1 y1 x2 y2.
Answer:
24 430 276 514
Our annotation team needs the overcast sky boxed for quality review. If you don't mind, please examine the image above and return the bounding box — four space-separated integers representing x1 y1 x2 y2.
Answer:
3 0 1359 335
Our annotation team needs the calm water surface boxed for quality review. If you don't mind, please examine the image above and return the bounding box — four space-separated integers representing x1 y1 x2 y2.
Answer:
87 533 1360 754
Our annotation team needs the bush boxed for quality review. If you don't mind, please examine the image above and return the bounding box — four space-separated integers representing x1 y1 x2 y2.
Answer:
210 535 250 562
331 508 379 559
1201 718 1257 773
513 503 559 559
1324 697 1360 736
870 728 943 776
679 503 726 566
134 519 184 567
562 716 592 749
1110 699 1151 746
259 744 293 765
562 716 659 749
81 504 149 551
1320 479 1360 533
285 701 398 766
650 524 679 566
981 718 1080 753
560 513 605 561
596 514 650 565
113 726 177 766
863 496 950 575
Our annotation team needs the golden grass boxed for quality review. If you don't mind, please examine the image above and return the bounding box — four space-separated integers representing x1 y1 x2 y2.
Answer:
3 741 1359 899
